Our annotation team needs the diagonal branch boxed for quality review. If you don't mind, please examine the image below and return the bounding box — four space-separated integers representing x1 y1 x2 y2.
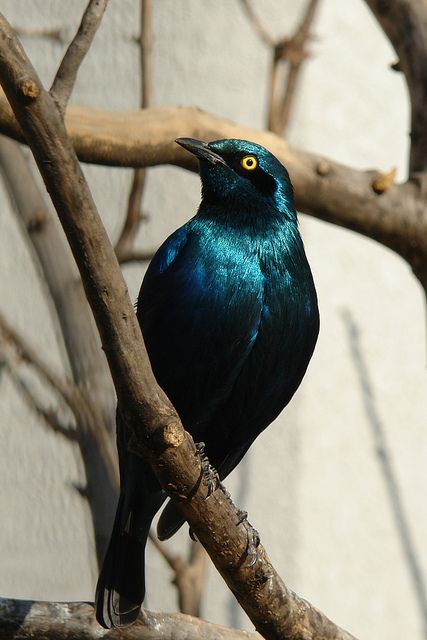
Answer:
239 0 275 47
0 14 357 640
0 310 119 488
4 362 77 442
50 0 109 113
0 310 77 408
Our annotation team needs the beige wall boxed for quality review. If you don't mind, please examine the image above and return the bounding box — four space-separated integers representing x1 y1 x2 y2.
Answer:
0 1 425 639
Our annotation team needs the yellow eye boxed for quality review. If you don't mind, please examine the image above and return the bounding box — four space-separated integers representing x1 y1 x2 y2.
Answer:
240 155 258 171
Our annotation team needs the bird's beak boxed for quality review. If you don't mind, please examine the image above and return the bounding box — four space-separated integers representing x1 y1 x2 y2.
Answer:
175 138 227 167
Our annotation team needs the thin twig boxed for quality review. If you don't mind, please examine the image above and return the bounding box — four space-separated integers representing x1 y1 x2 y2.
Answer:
115 0 152 262
278 0 319 133
148 532 208 617
0 310 119 489
118 248 155 265
50 0 109 113
239 0 275 47
4 363 77 441
0 311 76 407
14 25 65 43
241 0 320 136
139 0 153 109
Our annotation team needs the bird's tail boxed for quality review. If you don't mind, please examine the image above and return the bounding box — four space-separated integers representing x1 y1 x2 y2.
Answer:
95 461 164 628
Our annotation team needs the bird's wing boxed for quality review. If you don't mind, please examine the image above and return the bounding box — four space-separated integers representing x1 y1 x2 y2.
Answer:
137 221 265 436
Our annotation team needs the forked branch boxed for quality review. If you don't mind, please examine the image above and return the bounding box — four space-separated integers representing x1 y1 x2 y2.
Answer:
0 13 357 640
50 0 109 113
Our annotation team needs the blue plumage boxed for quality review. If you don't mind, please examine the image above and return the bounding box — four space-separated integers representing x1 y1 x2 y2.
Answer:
96 138 319 628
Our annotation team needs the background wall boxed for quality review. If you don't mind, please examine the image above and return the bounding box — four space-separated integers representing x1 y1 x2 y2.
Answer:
0 1 425 639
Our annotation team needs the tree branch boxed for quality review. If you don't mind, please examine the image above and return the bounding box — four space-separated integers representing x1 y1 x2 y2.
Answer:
115 0 152 263
0 97 425 283
276 0 319 133
0 598 262 640
239 1 275 47
241 0 320 135
365 0 427 175
0 133 119 563
148 534 208 617
50 0 109 113
14 25 66 43
0 310 119 489
0 310 78 409
0 14 357 640
118 248 155 265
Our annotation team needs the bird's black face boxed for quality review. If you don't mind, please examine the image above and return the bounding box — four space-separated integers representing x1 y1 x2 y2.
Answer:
175 138 295 218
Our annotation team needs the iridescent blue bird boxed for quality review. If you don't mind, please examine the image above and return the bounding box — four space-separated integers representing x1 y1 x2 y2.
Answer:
95 138 319 628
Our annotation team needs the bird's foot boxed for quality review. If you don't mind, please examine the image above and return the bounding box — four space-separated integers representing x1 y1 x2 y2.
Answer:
238 511 260 569
195 442 220 497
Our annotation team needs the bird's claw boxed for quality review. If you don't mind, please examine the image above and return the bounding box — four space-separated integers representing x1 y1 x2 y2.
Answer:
236 509 248 525
245 524 260 568
238 511 260 569
195 442 220 497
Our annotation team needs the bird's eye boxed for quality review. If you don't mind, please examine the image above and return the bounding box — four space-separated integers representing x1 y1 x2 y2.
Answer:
240 155 258 171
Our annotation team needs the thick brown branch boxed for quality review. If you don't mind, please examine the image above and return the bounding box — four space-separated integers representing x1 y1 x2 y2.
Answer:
365 0 427 174
0 15 357 640
50 0 109 113
0 98 425 276
0 598 262 640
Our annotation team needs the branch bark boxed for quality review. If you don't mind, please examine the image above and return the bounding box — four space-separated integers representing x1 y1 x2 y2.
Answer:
365 0 427 174
0 598 262 640
0 98 424 275
0 13 357 640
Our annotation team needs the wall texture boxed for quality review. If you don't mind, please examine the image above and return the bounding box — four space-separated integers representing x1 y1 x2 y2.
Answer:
0 2 425 639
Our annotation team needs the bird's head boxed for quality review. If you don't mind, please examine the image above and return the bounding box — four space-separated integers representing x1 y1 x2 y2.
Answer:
176 138 296 221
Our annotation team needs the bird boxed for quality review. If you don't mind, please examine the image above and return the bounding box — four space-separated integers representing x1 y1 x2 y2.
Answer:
95 137 319 628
